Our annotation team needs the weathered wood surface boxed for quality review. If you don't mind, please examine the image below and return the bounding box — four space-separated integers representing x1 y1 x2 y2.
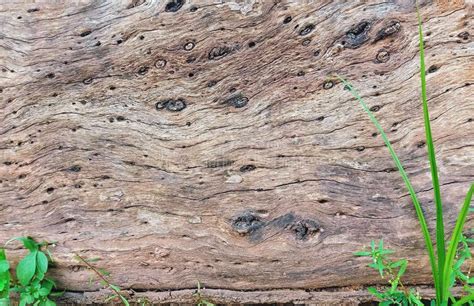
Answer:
55 286 466 305
0 0 473 303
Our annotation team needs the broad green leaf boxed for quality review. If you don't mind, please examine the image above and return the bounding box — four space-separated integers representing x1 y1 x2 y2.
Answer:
39 280 53 296
16 251 37 286
44 277 56 288
0 249 9 299
21 292 34 304
0 261 8 273
17 237 39 252
44 299 56 306
36 251 49 278
0 278 8 291
0 298 10 306
38 287 51 297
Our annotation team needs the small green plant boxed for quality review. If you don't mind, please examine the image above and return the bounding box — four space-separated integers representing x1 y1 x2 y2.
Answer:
340 7 474 306
194 282 215 306
74 253 129 306
135 295 152 306
450 234 474 304
0 237 60 306
355 240 423 305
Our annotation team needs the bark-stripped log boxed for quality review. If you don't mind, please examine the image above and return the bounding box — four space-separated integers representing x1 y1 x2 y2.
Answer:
0 0 473 303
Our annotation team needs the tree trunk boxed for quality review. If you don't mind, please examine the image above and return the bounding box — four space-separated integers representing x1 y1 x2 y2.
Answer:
0 0 472 304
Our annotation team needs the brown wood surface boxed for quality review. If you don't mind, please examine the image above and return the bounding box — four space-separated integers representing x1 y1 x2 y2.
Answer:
0 0 473 303
54 286 466 305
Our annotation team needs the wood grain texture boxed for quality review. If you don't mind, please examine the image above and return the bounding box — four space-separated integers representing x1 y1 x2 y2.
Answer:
55 286 466 305
0 0 473 302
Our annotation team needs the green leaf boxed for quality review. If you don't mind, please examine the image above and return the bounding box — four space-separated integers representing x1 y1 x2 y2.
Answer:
416 9 446 303
16 251 37 286
453 293 474 306
0 250 6 261
104 295 118 302
109 284 121 292
17 237 39 252
45 249 54 263
353 251 371 256
119 295 130 306
389 260 404 269
0 279 8 292
409 291 424 306
38 280 53 296
19 298 27 306
367 287 384 300
44 277 56 288
84 257 101 263
443 184 473 300
379 249 394 256
337 74 438 299
370 240 375 252
97 268 110 276
199 300 215 306
0 249 10 299
44 299 56 306
0 261 8 273
20 292 34 304
0 298 10 306
36 251 49 279
396 260 407 276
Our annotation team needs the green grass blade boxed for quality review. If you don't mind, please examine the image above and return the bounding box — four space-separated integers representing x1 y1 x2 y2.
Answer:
442 184 473 300
337 75 439 300
453 292 474 306
417 9 446 301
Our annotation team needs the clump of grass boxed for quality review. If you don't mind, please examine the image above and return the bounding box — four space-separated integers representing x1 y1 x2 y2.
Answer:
339 7 473 306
